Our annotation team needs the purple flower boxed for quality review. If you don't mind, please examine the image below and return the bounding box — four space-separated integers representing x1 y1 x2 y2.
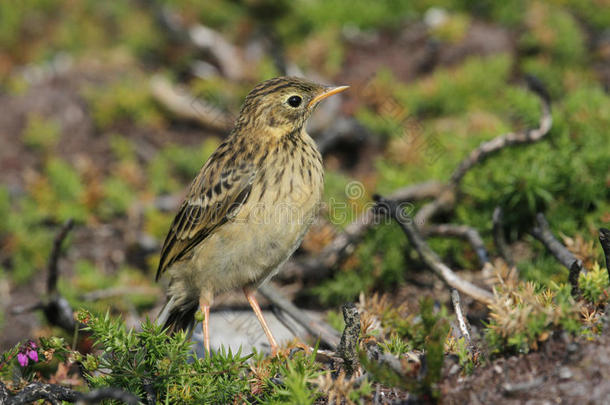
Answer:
16 340 39 367
27 350 38 362
17 352 28 367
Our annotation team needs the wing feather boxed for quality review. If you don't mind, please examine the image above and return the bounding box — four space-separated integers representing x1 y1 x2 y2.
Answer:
156 160 256 281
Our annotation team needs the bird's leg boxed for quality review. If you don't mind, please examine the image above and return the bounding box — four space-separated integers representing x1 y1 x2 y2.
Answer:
243 287 279 355
199 297 211 357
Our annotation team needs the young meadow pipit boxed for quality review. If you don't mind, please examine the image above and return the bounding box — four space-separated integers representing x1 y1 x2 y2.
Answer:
156 77 348 355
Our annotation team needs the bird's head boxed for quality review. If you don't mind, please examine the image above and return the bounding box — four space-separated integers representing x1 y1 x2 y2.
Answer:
235 76 349 136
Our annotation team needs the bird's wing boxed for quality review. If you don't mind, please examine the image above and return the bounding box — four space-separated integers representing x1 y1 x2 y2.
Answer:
156 160 256 280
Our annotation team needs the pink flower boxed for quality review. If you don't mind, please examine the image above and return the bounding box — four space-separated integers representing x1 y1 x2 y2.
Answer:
17 340 39 367
27 350 38 362
17 352 28 367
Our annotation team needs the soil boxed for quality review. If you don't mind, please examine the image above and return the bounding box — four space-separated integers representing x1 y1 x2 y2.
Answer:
441 325 610 404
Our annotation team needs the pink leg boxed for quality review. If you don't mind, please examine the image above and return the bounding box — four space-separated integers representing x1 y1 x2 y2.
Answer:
199 297 211 356
243 287 279 355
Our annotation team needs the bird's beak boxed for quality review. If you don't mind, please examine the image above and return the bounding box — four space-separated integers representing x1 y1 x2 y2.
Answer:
308 85 349 108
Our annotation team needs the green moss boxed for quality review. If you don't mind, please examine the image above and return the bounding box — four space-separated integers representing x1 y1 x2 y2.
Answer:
22 114 61 153
84 78 164 130
579 263 610 306
98 176 137 219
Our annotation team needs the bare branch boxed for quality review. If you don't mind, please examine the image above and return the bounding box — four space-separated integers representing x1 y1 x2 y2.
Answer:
150 75 232 132
374 196 494 305
47 219 74 295
422 223 489 265
450 289 471 346
7 382 79 405
599 228 610 278
415 76 552 226
0 381 9 404
336 303 361 377
10 220 78 333
76 388 140 405
531 213 582 270
449 76 552 185
258 284 340 348
531 213 583 298
492 206 514 266
568 261 581 298
187 25 245 81
154 5 245 80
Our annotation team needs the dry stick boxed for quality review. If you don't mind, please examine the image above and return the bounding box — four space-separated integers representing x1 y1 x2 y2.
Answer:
154 5 246 80
4 383 138 405
0 381 9 404
150 75 233 132
530 213 582 297
599 228 610 278
47 218 74 294
450 289 472 346
7 382 79 405
421 224 489 265
11 219 77 333
415 75 553 226
531 213 580 269
278 180 444 281
374 196 494 305
258 284 340 348
335 303 361 377
598 229 610 331
492 206 514 266
75 388 140 405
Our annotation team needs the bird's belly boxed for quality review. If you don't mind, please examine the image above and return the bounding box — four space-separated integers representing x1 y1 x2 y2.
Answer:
185 187 321 294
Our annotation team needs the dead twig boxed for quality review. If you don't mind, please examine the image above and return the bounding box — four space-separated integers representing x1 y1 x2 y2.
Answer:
335 303 361 377
47 218 74 294
258 284 340 348
6 382 79 405
1 381 9 404
531 213 582 297
422 224 489 265
1 384 134 405
75 388 140 405
568 261 581 298
415 75 553 226
492 206 514 266
531 213 582 270
599 228 610 278
373 195 494 305
502 376 545 396
154 5 245 80
187 25 245 81
150 75 233 132
450 289 472 346
11 219 78 334
140 378 156 405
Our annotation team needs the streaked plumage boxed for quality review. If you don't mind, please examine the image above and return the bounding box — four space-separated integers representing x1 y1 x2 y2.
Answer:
156 76 348 354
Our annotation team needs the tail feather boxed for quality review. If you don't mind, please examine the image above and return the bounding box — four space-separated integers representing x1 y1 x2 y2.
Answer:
156 296 198 336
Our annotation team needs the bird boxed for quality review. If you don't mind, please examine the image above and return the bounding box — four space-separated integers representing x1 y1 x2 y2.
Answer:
155 76 349 356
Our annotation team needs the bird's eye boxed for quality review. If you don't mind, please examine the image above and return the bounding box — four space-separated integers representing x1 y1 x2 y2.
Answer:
287 95 302 108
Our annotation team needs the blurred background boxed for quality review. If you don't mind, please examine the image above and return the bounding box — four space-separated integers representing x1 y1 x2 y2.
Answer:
0 0 609 353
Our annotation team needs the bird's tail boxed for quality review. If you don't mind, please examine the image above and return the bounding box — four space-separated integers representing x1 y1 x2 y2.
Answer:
156 295 198 337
